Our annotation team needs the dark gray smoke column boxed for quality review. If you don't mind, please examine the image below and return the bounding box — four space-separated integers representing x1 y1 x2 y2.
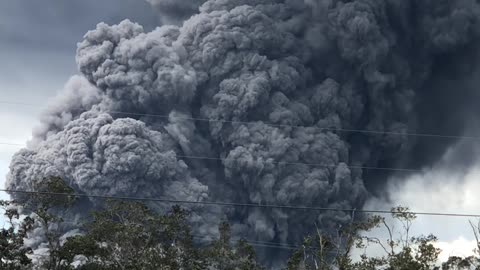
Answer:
6 0 480 260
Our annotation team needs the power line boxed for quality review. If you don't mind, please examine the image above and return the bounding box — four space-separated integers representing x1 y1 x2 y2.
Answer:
50 219 300 249
22 219 343 252
22 219 302 252
0 100 477 140
30 219 350 254
1 189 480 218
27 241 297 260
0 141 427 173
23 216 301 251
45 220 302 250
174 154 422 173
0 142 24 146
107 111 476 140
192 235 300 250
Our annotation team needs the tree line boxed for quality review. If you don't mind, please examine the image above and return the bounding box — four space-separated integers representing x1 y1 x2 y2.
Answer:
1 177 479 270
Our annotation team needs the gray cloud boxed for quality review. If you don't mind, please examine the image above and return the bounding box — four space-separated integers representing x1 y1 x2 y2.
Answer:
31 76 102 144
6 0 480 264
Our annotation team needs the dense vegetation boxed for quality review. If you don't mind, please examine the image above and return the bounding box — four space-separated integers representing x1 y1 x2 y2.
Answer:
1 177 479 270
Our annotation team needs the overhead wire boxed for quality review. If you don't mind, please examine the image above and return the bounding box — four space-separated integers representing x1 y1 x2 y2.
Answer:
45 219 300 249
0 141 429 173
1 188 480 218
0 56 477 259
14 217 300 251
174 154 422 173
15 217 303 252
0 142 24 146
23 221 301 251
0 98 473 174
13 217 345 252
1 100 479 218
0 100 478 140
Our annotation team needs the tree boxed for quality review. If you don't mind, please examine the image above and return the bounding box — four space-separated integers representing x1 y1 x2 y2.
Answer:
286 214 384 270
439 220 480 270
286 206 441 270
21 176 77 270
62 204 265 270
205 221 264 270
0 200 34 270
359 207 441 270
5 176 265 270
9 176 480 270
441 256 480 270
59 202 206 270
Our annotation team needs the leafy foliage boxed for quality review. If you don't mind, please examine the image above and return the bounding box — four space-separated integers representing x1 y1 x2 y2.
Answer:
205 221 264 270
0 200 34 270
3 178 480 270
59 202 206 270
286 207 442 270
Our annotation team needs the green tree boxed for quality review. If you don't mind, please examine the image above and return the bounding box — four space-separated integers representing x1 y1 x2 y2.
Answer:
0 200 34 270
439 220 480 270
205 221 264 270
7 176 480 270
59 202 206 270
287 206 441 270
359 207 441 270
22 176 77 270
286 214 383 270
7 176 265 270
441 256 480 270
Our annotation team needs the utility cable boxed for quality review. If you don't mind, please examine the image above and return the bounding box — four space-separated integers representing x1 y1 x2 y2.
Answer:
0 141 428 173
1 189 479 218
0 100 477 140
174 154 422 173
0 142 24 146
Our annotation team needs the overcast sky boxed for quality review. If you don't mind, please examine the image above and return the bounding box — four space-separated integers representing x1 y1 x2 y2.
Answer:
0 0 158 200
0 0 479 263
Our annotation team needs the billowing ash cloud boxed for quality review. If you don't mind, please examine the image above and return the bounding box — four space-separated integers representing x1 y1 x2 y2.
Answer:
6 0 480 260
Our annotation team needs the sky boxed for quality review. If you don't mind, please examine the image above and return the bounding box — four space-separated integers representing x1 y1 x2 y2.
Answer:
0 0 479 264
0 0 158 200
362 161 480 262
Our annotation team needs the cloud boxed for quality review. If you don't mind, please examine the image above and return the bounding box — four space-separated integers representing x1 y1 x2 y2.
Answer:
363 137 480 263
6 0 480 265
0 113 30 201
436 238 477 263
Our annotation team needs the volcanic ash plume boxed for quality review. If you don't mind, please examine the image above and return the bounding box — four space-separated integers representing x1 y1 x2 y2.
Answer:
7 0 480 257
